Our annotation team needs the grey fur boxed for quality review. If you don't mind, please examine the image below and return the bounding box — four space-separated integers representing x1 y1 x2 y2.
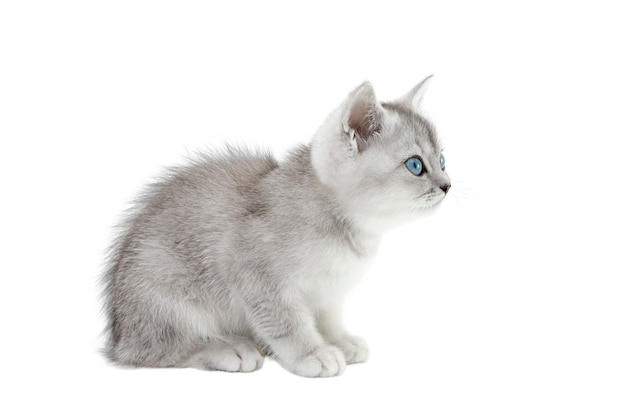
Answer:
101 78 451 377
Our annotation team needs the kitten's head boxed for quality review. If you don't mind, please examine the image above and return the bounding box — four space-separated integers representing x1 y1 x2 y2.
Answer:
311 76 451 232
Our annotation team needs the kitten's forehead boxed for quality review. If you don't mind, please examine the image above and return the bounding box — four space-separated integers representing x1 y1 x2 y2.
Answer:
381 102 439 153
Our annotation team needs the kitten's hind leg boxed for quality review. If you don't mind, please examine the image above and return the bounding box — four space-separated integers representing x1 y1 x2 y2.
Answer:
183 336 264 373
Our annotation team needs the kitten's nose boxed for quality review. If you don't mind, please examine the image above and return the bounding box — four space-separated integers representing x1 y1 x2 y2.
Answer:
440 184 451 194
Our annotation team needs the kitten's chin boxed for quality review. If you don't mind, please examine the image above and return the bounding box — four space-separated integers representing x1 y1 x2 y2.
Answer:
363 203 444 233
415 204 442 217
351 195 446 234
413 197 446 216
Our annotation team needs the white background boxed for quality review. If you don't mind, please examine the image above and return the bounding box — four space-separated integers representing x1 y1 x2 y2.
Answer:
1 1 624 416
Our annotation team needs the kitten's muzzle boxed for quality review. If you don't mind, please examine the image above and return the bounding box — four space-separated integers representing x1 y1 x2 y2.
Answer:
440 184 451 194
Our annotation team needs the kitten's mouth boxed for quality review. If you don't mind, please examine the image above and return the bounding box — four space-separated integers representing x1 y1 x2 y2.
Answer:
420 190 446 207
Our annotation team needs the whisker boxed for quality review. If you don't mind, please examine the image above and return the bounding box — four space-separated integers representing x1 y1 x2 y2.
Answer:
450 184 479 200
448 193 465 209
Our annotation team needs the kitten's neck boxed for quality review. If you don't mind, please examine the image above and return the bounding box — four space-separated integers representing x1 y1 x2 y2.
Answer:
278 145 382 255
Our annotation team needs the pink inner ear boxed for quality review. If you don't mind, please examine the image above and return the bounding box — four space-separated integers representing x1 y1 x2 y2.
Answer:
342 82 383 151
347 98 382 151
348 101 374 139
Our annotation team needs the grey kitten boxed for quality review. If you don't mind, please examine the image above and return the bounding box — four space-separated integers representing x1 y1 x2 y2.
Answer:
101 76 451 377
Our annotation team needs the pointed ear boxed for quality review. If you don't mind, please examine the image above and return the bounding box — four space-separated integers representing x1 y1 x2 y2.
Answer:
402 74 434 113
342 81 382 152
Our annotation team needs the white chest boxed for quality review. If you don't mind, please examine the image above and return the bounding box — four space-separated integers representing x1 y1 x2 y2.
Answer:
296 236 379 308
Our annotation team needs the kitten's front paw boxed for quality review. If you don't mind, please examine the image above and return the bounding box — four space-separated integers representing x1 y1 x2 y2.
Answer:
336 336 369 364
290 345 346 378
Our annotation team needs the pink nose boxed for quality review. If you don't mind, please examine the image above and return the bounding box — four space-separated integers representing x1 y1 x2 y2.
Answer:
440 184 451 194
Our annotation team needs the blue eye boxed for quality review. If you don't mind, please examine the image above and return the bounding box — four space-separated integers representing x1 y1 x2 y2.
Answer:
440 153 446 171
405 156 424 176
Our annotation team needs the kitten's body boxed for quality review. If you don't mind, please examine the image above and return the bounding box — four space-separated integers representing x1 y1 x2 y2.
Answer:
102 77 450 377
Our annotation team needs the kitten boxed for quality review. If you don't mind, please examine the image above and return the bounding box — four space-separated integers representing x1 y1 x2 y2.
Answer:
101 76 451 377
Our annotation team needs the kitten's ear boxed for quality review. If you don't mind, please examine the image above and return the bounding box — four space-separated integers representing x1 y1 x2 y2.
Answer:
342 81 382 152
402 74 434 113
